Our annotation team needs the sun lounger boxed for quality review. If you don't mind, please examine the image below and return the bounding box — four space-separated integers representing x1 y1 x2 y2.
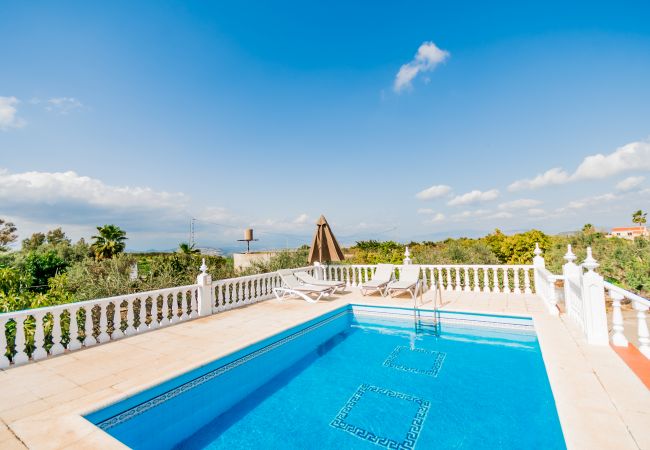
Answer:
360 264 395 296
273 269 336 303
294 271 346 292
386 265 422 301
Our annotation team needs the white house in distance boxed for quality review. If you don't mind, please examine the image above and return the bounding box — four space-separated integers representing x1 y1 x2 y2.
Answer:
608 226 649 240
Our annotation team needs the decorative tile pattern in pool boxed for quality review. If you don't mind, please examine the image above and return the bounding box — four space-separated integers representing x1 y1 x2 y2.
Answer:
330 384 430 449
383 345 446 377
97 309 349 430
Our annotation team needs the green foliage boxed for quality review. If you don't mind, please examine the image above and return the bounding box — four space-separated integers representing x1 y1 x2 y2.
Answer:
632 209 647 226
178 242 200 254
91 224 127 260
244 248 310 274
0 218 18 252
22 250 68 292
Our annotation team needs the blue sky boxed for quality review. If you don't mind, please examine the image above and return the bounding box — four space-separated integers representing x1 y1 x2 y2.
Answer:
2 1 650 251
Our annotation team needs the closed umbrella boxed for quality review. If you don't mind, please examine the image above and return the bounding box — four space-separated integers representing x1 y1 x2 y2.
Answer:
308 215 345 264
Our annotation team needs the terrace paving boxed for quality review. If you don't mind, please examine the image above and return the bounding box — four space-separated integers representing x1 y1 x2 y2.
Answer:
0 289 649 449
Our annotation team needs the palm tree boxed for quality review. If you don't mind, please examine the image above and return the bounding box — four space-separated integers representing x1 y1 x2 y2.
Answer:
178 242 200 254
91 225 127 260
632 210 647 226
582 223 595 234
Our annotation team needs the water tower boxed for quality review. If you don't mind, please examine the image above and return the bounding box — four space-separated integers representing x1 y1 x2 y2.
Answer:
237 228 258 253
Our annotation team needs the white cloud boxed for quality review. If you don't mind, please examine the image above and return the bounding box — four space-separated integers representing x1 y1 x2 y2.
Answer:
509 140 650 191
293 213 310 225
615 176 645 192
394 41 450 92
45 97 83 114
527 208 546 217
564 193 619 211
425 213 446 223
0 96 25 130
508 168 570 191
448 189 499 206
415 184 452 200
451 209 490 220
498 199 542 210
417 208 435 214
487 211 513 219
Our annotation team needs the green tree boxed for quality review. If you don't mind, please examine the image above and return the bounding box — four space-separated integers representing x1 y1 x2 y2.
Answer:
178 242 200 254
22 232 46 251
46 227 70 245
0 219 18 252
582 223 596 234
23 251 68 293
632 210 647 226
91 225 127 260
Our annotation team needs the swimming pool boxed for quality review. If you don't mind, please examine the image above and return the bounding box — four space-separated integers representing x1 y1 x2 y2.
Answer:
85 305 565 449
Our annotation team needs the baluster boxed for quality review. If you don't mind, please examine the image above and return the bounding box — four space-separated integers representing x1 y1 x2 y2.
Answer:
171 293 180 323
237 281 243 305
13 316 29 365
243 280 250 303
150 295 159 328
463 267 470 292
160 294 170 326
215 284 223 311
454 267 461 292
180 291 189 320
68 307 83 349
227 282 234 307
503 268 510 293
111 302 125 339
97 302 110 343
0 318 10 368
49 311 65 355
492 268 499 293
84 306 98 345
513 268 521 294
31 313 47 360
609 291 628 347
482 268 489 293
124 299 136 335
634 301 650 358
190 289 196 319
473 267 480 293
524 269 532 294
137 297 148 331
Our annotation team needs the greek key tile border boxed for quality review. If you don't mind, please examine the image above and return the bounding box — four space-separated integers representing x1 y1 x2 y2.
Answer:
330 384 430 449
383 346 446 377
96 309 349 430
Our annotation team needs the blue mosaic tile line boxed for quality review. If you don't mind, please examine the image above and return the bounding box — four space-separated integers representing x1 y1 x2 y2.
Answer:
330 384 430 449
96 309 349 430
383 346 446 377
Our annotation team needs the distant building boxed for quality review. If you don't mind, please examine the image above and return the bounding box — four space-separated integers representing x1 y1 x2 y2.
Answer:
607 226 649 240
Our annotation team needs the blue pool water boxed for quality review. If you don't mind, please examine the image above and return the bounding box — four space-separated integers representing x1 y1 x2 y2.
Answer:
86 306 565 449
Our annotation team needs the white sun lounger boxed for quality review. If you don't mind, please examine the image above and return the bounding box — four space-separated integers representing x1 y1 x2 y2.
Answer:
273 270 336 303
386 265 422 301
294 271 346 292
361 264 395 296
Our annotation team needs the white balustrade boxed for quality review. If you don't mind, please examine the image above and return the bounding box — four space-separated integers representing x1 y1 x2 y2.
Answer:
0 284 198 368
605 281 650 359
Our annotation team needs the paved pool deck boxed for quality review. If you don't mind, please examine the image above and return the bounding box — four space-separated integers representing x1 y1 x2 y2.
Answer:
1 289 649 449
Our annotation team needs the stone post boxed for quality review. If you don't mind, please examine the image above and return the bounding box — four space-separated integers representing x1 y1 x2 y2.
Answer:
313 261 323 280
196 258 213 316
581 247 609 345
562 245 579 322
403 246 412 265
532 243 544 298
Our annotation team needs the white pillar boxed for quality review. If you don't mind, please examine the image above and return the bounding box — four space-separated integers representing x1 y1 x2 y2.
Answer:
532 242 545 299
196 258 213 316
634 301 650 358
609 290 629 347
313 261 323 280
562 245 579 322
403 246 412 265
581 247 609 345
